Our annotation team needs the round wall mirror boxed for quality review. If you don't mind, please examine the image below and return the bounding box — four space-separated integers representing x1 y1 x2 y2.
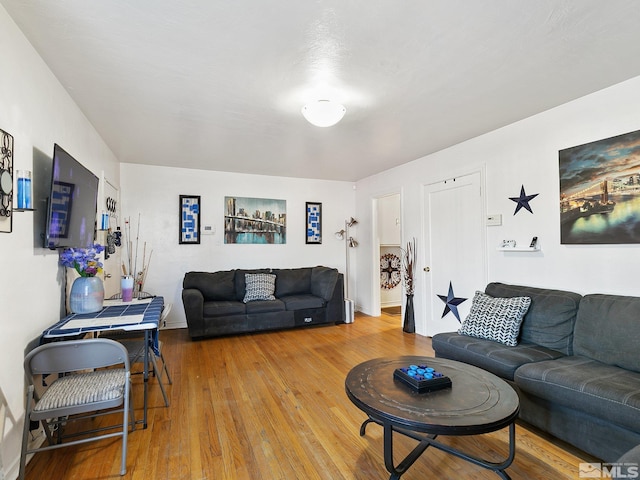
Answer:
0 169 12 195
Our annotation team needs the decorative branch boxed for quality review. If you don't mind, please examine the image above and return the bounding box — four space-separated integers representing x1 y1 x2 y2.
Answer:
401 237 417 295
121 214 153 296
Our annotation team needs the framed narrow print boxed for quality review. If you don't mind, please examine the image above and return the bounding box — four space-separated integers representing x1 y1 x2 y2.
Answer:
180 195 200 244
306 202 322 244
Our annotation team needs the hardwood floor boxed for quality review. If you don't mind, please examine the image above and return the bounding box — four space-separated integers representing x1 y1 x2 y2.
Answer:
24 311 596 479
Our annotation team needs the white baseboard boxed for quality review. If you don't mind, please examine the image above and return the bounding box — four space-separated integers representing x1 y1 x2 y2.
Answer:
163 321 187 330
381 301 401 308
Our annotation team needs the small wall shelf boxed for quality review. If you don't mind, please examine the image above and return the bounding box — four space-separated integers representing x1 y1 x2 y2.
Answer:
14 208 35 212
496 246 541 252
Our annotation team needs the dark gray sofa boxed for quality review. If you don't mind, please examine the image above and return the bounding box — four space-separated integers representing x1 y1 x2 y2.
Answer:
432 282 640 463
615 445 640 479
182 266 345 339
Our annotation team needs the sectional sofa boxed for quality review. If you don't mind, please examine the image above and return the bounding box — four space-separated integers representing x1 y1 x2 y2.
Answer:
432 282 640 463
182 266 345 339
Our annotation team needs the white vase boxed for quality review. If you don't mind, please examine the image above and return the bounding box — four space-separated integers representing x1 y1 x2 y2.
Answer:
69 276 105 313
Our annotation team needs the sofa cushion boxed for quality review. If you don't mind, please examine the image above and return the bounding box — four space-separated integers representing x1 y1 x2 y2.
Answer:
274 268 312 297
183 271 236 301
432 332 565 380
203 300 246 317
515 356 640 433
310 267 339 301
245 299 285 314
485 282 582 355
458 291 531 346
573 294 640 373
281 294 325 311
243 273 276 303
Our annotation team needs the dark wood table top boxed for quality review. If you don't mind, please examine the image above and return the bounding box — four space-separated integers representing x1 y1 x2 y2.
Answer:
345 356 520 436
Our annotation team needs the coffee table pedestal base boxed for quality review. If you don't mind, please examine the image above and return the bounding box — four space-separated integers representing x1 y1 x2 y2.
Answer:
360 417 516 480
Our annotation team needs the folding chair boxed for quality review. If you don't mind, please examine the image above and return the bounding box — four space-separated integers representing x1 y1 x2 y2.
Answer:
101 296 173 407
19 338 134 479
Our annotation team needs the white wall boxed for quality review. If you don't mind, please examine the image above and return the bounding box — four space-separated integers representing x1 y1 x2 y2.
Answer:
0 5 120 478
377 194 401 246
355 75 640 336
120 163 355 329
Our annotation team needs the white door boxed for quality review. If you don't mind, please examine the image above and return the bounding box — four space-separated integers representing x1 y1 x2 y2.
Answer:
423 171 485 336
97 178 121 297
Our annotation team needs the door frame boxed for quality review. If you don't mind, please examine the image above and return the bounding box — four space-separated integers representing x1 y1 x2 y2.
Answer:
371 188 403 320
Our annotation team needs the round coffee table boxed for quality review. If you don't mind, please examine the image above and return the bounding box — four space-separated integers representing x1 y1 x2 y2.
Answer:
345 356 519 479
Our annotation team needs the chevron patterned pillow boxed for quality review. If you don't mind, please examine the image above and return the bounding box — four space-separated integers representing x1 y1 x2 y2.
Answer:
243 273 276 303
458 291 531 346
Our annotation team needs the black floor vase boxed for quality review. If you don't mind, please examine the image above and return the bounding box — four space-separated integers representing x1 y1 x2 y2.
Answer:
403 294 415 333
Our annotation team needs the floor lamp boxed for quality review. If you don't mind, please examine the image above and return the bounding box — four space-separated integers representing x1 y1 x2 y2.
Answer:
335 217 358 323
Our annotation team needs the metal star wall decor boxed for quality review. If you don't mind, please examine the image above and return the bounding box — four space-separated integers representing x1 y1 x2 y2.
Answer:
509 184 539 215
437 281 467 323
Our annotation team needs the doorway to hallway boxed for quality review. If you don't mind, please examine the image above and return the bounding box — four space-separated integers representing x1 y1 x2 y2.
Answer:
373 192 402 319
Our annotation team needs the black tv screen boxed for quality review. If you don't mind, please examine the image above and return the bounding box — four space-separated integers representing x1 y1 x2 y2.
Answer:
45 144 99 249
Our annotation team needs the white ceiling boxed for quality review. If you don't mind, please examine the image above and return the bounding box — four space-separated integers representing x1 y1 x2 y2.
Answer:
3 1 640 182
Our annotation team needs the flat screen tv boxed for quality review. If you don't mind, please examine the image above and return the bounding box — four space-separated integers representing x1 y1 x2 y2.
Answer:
45 144 99 249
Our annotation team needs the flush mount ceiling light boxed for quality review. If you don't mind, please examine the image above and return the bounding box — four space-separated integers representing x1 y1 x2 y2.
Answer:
301 100 346 127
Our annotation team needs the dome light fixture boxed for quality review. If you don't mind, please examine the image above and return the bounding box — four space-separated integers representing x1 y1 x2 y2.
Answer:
301 100 346 127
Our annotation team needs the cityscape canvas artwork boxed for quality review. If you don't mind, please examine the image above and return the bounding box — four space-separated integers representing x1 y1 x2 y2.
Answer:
560 128 640 244
224 196 286 244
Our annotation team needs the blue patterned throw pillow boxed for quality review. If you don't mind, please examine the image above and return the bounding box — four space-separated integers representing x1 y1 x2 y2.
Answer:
243 273 276 303
458 291 531 346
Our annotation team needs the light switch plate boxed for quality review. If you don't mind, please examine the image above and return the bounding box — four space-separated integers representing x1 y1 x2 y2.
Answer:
486 214 502 226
